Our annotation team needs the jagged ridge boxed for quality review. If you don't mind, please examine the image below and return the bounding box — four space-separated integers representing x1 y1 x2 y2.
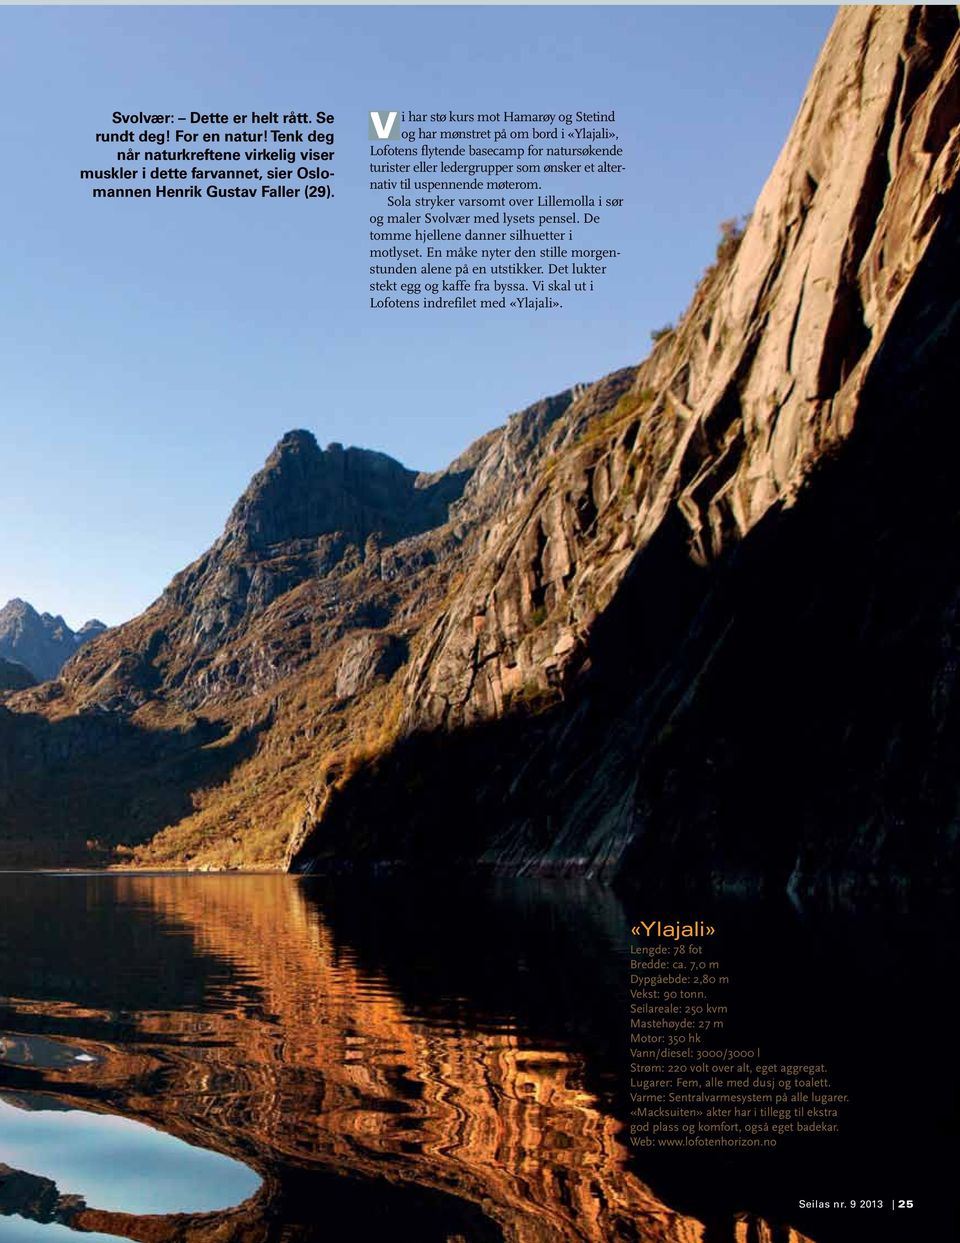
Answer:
0 598 105 682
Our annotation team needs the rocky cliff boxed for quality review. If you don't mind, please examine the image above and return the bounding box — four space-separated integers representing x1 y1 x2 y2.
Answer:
0 598 105 682
289 5 960 900
1 5 957 897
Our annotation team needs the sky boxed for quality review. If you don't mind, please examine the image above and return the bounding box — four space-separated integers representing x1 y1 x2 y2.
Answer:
0 5 837 627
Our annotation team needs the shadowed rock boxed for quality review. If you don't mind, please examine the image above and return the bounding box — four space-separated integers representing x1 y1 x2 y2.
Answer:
0 599 105 683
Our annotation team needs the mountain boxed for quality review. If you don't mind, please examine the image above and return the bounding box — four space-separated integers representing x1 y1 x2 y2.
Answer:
0 599 106 682
0 657 35 693
1 5 957 898
0 380 627 867
290 5 960 901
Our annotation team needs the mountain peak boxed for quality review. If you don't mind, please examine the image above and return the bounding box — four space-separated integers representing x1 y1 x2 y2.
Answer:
225 430 443 554
274 428 320 455
1 598 37 618
0 599 104 682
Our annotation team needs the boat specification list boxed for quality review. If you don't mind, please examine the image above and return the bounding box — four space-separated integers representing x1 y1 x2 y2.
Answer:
625 922 848 1148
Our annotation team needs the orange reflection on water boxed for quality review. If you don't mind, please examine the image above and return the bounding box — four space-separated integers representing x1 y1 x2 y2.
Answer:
90 875 808 1243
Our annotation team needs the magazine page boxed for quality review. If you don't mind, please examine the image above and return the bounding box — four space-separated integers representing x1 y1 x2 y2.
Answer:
0 3 957 1242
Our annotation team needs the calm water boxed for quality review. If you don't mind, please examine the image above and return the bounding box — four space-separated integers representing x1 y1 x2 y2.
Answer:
0 874 954 1242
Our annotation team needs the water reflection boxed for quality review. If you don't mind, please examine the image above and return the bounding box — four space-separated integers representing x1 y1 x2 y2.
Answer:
0 1216 123 1243
0 1092 259 1214
0 873 854 1241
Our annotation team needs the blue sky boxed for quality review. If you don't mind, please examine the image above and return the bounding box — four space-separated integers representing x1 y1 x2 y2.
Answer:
0 5 836 626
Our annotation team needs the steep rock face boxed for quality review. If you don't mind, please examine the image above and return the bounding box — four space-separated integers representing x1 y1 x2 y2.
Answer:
292 6 960 898
0 599 105 682
402 5 959 734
